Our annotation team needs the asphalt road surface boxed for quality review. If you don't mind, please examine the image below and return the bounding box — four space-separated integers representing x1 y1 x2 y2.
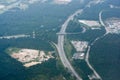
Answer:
56 9 83 80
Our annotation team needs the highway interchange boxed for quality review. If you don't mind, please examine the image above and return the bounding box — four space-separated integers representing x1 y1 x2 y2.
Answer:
56 10 83 80
55 1 105 80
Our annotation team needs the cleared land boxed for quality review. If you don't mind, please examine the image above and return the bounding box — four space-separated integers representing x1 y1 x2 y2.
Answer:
79 20 101 29
0 5 5 9
7 48 54 67
71 41 88 52
0 34 30 39
71 41 88 60
53 0 72 4
105 18 120 34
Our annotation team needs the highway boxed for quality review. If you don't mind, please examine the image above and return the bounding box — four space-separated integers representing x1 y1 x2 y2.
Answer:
84 10 105 80
84 10 107 80
99 10 105 27
85 46 102 80
55 3 105 80
56 9 83 80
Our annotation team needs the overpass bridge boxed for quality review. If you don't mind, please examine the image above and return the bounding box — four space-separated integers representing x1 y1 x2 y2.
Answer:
56 32 81 35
